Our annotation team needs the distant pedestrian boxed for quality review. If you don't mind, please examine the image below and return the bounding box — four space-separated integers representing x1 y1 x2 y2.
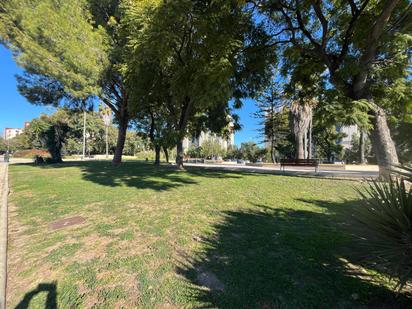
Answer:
3 152 9 163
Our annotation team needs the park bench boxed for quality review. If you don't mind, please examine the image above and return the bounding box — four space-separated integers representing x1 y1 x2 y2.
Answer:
280 158 320 173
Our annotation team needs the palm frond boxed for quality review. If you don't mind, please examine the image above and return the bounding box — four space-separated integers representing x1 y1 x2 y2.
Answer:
356 165 412 290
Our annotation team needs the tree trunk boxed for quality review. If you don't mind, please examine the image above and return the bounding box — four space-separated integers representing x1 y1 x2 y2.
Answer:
176 139 184 169
359 130 366 164
369 107 399 177
291 102 312 160
295 133 305 160
154 145 161 166
163 147 169 163
270 138 276 164
51 147 63 163
304 129 308 159
112 112 128 166
175 97 192 170
308 119 313 159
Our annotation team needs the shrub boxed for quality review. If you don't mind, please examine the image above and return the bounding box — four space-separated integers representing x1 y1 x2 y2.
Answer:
356 165 412 290
13 149 50 159
33 155 45 164
45 157 60 164
187 146 203 158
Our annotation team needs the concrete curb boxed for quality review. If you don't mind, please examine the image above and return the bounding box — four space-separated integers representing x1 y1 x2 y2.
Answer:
0 164 8 309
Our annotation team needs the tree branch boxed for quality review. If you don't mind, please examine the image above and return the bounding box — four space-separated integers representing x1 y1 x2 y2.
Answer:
353 0 401 96
311 1 328 49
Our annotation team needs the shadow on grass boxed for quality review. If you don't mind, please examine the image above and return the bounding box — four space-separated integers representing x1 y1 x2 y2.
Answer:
20 161 274 191
177 202 412 308
15 282 57 309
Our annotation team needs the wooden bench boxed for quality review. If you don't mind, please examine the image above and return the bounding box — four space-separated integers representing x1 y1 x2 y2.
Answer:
280 159 320 173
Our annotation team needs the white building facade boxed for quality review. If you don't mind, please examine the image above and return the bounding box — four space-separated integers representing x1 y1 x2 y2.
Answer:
337 125 359 149
182 131 235 153
3 128 24 140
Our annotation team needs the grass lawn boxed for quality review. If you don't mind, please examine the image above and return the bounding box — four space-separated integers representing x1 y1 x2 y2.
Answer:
7 161 410 308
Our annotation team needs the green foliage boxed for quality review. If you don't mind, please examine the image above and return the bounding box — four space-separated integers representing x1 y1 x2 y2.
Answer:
123 132 146 156
256 0 411 169
312 126 345 162
122 0 271 163
224 144 241 160
18 109 150 158
24 110 71 163
1 0 135 164
239 142 265 163
356 166 412 290
0 137 8 154
344 133 374 164
200 138 226 159
254 76 293 162
393 121 412 164
7 132 31 152
187 146 203 159
1 0 109 99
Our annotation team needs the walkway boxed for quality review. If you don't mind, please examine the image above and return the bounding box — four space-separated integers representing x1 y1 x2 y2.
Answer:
7 157 379 179
0 163 8 309
184 162 379 179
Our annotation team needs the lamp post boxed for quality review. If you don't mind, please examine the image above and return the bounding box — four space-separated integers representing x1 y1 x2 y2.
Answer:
82 110 87 160
99 104 112 159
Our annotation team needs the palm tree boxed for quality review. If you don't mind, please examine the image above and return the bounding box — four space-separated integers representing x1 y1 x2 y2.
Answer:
290 100 314 159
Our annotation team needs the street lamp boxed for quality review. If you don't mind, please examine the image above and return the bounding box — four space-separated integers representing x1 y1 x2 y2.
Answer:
82 110 87 160
99 104 112 159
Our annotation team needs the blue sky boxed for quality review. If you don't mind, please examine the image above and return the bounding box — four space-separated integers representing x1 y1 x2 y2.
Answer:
0 45 261 146
0 46 53 133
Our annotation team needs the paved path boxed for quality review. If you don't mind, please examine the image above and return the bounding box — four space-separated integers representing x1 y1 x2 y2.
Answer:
8 157 379 179
185 162 379 179
0 163 7 309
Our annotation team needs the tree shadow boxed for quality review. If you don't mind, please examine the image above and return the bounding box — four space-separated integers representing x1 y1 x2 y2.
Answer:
15 282 57 309
20 161 275 191
177 202 412 308
297 197 412 291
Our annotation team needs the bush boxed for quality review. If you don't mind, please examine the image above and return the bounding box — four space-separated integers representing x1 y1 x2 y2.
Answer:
356 165 412 290
33 155 45 164
187 146 203 158
13 149 50 159
239 142 266 163
45 157 60 164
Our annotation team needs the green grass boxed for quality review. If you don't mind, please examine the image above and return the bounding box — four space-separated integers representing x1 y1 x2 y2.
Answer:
7 161 410 308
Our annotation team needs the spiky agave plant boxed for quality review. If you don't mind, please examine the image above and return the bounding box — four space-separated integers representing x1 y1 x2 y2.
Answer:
356 165 412 290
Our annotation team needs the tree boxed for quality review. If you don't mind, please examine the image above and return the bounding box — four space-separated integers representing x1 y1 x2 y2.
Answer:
224 144 241 160
255 0 411 176
124 132 145 157
201 138 226 160
123 0 274 169
187 146 203 159
345 132 374 164
0 137 8 153
1 0 135 166
312 126 345 163
254 77 285 163
24 110 71 163
239 142 265 163
290 100 314 160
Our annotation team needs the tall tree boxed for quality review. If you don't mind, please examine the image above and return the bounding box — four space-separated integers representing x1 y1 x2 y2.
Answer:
254 79 285 163
24 110 71 163
290 100 313 159
254 0 411 176
123 0 274 169
0 0 135 165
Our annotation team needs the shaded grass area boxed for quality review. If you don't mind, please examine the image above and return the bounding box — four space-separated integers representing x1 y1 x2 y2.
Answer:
7 161 411 308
